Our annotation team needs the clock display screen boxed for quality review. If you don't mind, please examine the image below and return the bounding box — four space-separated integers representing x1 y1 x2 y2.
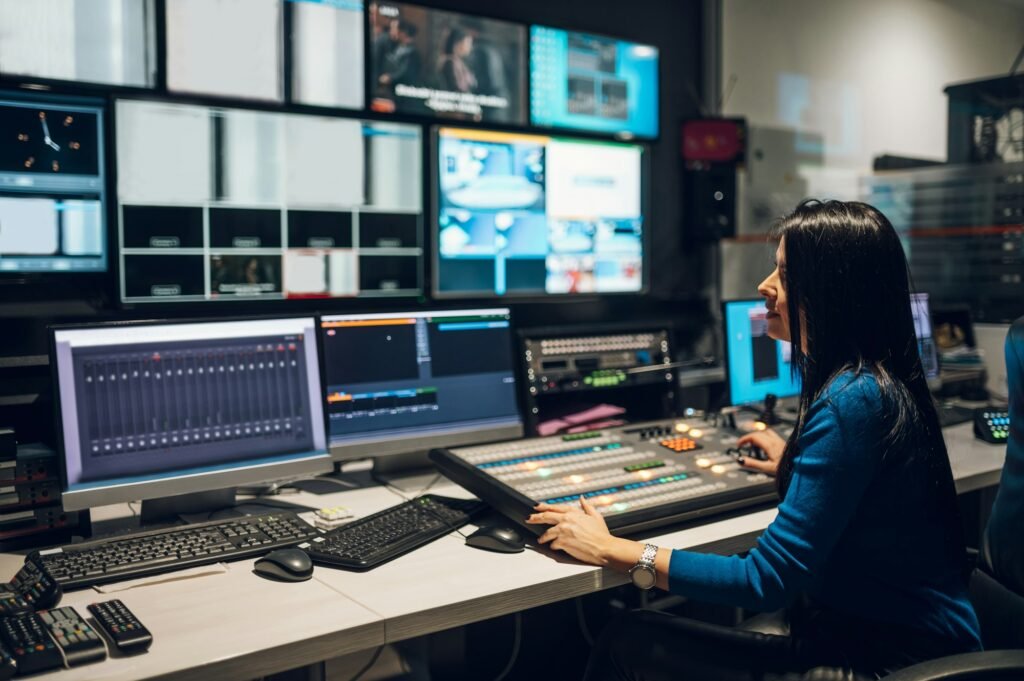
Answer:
0 94 107 275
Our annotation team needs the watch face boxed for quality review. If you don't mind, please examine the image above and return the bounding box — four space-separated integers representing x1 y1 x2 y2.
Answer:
0 103 100 176
630 566 656 590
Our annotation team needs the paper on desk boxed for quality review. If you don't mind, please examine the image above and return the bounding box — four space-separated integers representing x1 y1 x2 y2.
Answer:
93 562 230 593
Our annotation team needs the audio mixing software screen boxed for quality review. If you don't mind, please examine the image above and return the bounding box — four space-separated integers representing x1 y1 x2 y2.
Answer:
54 318 327 491
321 309 520 443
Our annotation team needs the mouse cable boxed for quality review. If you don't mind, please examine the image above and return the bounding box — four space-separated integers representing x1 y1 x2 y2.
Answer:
346 644 384 681
575 596 595 646
491 612 522 681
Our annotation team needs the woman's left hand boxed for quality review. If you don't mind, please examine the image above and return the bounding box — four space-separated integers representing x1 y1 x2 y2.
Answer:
526 496 633 566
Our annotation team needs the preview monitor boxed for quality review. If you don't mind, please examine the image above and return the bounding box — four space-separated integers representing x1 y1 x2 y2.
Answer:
911 292 940 383
0 0 157 88
320 308 522 459
290 0 365 110
116 99 423 303
530 26 659 139
369 2 526 124
0 92 107 274
435 127 645 297
723 299 800 407
166 0 283 102
52 317 332 511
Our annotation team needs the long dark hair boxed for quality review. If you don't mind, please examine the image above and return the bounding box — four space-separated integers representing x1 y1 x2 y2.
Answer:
773 200 965 562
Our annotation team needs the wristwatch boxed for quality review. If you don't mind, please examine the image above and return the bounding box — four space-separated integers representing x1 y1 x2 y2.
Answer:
629 543 658 590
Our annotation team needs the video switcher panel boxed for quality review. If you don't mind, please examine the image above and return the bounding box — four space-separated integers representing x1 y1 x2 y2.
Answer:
432 415 791 535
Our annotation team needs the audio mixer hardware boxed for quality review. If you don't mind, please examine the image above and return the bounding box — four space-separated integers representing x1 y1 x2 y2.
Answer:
432 415 786 536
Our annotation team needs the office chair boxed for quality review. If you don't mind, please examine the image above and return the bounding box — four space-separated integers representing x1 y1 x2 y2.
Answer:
882 317 1024 680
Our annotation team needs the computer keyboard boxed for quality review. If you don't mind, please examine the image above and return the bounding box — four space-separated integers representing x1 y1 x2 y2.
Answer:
35 512 318 590
302 494 486 571
936 403 976 428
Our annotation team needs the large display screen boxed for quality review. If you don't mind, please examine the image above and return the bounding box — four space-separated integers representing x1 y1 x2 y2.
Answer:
116 99 422 303
369 2 526 124
290 0 365 110
530 26 658 139
0 93 107 274
435 127 644 297
0 0 156 88
166 0 283 102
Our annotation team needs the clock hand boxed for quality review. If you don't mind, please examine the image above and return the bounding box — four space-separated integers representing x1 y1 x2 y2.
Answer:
40 116 51 142
46 139 61 152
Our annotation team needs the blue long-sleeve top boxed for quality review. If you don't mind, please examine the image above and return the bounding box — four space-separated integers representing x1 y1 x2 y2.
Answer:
668 371 981 650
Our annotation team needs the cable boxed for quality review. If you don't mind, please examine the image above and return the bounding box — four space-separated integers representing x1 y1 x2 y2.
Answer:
347 645 384 681
382 473 472 539
575 597 595 647
1010 41 1024 74
490 612 522 681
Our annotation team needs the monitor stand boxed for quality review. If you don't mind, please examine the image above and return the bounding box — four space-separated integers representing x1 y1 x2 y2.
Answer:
370 449 442 494
138 488 313 525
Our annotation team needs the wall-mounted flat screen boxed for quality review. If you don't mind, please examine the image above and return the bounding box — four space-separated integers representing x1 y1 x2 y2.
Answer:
290 0 365 110
0 93 107 274
0 0 157 88
166 0 283 102
116 99 422 303
530 26 658 139
435 127 645 297
369 2 526 124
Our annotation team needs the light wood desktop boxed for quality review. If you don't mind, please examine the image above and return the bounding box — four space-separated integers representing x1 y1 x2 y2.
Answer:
0 422 1004 680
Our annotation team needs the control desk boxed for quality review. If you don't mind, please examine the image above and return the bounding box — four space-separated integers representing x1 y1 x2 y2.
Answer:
432 415 793 535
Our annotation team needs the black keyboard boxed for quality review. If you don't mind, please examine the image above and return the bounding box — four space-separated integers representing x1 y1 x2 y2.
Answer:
36 512 319 590
937 403 977 428
302 494 486 571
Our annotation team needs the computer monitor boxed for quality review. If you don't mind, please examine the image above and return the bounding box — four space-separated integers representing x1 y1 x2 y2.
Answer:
368 2 527 124
52 317 332 512
0 0 156 88
435 127 646 297
911 292 940 386
320 308 522 463
290 0 364 110
530 26 659 139
116 99 422 303
0 92 107 274
723 299 800 407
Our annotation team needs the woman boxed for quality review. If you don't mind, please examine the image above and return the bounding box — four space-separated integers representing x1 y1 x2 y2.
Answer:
528 200 981 680
438 28 477 94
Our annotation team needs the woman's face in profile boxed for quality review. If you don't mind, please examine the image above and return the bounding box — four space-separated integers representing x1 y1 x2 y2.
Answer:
456 35 473 57
758 239 792 343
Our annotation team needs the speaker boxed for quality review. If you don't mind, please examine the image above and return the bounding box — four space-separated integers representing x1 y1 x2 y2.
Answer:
681 118 744 242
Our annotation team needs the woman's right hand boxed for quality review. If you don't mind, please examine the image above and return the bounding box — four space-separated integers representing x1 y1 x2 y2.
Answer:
735 429 787 476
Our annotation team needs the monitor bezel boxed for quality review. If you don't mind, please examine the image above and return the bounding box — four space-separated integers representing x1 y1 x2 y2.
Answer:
319 306 524 462
430 125 651 300
50 313 333 511
721 297 801 407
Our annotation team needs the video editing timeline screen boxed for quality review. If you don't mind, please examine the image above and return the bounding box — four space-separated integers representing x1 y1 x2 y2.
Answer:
321 309 520 444
53 318 328 494
436 128 644 297
368 2 526 124
911 292 939 380
530 26 659 139
0 94 107 274
724 299 800 406
0 0 157 88
290 0 365 110
116 100 423 303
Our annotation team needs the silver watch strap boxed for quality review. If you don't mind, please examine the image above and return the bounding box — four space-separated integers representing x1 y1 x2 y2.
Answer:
639 543 658 568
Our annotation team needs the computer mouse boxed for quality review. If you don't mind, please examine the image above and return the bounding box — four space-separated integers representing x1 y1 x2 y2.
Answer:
253 548 314 582
465 524 526 553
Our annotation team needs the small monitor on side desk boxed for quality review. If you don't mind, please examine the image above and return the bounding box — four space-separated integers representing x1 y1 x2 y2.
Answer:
723 299 801 415
320 308 523 476
911 292 942 390
52 317 332 521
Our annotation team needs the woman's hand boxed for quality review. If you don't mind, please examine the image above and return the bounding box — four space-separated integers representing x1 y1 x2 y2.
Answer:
736 428 787 476
526 497 640 568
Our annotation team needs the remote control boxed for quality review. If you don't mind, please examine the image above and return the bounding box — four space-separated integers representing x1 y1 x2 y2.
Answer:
38 607 107 667
13 555 61 610
88 600 152 653
0 613 62 675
